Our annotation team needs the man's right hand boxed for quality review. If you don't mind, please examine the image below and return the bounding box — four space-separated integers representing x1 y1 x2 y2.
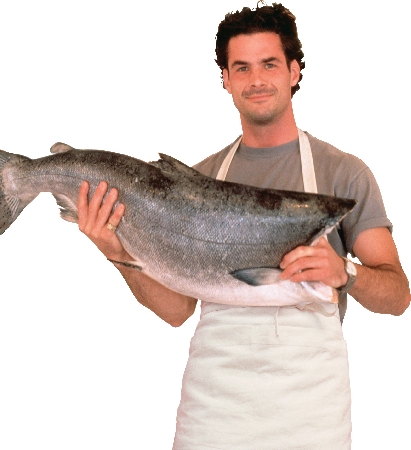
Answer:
77 180 197 326
77 181 130 261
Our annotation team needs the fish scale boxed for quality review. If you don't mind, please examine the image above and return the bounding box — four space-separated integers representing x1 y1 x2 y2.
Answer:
0 143 356 307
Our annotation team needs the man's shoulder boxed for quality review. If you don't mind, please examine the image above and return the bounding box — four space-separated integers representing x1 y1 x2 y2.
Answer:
194 132 370 178
193 136 241 178
307 132 367 170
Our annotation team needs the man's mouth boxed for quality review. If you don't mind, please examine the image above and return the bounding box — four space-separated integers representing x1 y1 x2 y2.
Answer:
244 89 275 101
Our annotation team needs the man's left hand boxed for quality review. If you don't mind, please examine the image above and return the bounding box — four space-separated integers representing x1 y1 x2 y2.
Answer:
279 237 348 289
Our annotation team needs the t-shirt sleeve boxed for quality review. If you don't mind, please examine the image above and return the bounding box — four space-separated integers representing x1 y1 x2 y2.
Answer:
340 165 392 256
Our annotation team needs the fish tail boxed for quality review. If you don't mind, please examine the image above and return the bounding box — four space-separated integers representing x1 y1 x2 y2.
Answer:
0 149 34 235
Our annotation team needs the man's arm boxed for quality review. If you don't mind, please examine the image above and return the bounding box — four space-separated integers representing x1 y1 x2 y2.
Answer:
347 227 409 315
77 181 198 327
280 228 410 315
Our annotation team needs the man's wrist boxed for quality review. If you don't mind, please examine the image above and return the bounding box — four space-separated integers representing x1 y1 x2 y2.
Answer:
337 257 357 294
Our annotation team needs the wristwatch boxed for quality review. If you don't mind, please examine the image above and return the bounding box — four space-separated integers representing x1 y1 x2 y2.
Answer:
338 257 357 294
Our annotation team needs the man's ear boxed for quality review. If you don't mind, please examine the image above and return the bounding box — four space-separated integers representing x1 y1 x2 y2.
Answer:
290 60 300 88
223 68 231 93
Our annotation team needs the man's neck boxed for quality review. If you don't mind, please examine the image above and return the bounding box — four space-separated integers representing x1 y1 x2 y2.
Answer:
240 112 298 148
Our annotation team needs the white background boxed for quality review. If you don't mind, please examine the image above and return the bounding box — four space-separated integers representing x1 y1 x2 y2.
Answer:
0 1 409 448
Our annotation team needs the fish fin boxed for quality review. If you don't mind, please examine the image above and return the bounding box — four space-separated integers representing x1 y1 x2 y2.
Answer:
107 259 142 270
1 150 36 235
231 267 281 286
0 193 31 235
50 142 75 154
150 153 202 178
53 194 78 223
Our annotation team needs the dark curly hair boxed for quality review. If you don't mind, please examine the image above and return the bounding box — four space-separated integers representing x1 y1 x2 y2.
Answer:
215 3 305 96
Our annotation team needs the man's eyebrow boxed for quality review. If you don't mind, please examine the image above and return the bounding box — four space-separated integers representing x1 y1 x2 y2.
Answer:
230 60 249 69
230 57 282 69
262 57 281 64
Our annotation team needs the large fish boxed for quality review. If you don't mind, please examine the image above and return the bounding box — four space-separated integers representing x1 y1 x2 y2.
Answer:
0 143 356 306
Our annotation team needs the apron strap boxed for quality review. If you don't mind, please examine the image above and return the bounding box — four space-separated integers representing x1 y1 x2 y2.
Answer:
215 130 317 194
216 135 242 181
298 129 318 194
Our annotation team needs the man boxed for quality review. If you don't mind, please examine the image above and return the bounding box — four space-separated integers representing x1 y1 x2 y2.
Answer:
77 3 410 449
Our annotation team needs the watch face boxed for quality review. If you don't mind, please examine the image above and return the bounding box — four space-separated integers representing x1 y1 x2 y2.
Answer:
346 260 357 277
338 258 357 293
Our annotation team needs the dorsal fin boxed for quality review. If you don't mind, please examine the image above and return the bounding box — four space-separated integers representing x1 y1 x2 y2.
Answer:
50 142 75 154
149 153 202 178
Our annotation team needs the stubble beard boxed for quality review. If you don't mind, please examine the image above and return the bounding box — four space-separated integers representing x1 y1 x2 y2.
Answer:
240 102 290 127
242 108 278 126
238 88 287 127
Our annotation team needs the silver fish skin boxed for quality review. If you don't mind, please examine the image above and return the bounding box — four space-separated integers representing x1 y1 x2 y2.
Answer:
0 143 356 306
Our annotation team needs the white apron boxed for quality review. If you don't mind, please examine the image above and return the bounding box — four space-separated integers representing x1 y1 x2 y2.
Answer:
173 131 352 450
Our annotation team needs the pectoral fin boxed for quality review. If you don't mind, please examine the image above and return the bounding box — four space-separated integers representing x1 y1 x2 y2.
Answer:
107 259 142 270
53 194 78 223
231 267 281 286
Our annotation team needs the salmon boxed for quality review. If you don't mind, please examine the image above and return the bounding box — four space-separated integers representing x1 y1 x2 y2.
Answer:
0 143 356 306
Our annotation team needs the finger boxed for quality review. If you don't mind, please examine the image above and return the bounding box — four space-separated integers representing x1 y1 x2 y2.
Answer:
316 236 329 246
106 202 125 229
95 187 120 229
280 237 332 269
87 181 108 224
280 255 318 280
280 245 316 269
287 268 325 283
77 181 90 229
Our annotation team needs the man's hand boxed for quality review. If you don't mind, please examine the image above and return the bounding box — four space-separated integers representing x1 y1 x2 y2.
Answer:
77 180 197 326
279 237 348 289
280 229 410 315
77 181 130 261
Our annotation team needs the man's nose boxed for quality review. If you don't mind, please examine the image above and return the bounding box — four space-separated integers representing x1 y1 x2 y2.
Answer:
249 67 266 87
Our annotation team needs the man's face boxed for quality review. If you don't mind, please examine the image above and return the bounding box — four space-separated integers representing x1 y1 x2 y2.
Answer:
223 32 300 126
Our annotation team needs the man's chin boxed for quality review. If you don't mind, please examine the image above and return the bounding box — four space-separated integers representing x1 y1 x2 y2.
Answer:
245 113 277 126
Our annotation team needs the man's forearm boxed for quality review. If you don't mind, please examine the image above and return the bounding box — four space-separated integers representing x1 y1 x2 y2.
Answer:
113 262 198 327
348 263 410 315
77 182 198 327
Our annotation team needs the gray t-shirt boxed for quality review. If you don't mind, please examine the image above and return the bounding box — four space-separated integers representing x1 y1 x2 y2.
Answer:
194 132 392 321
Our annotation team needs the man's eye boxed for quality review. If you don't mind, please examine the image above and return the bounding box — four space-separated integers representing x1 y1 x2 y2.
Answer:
238 66 248 72
266 63 275 69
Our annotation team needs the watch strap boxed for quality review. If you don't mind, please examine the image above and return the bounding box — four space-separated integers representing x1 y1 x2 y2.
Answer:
337 257 357 294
